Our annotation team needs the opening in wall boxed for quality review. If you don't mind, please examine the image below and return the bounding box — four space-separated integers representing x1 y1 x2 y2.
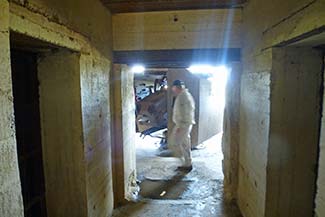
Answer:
10 31 87 217
11 50 47 217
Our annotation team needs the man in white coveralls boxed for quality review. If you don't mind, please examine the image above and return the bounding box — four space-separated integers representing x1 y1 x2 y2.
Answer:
170 80 195 172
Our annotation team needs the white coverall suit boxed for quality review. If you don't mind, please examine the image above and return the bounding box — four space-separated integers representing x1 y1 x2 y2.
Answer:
170 89 195 167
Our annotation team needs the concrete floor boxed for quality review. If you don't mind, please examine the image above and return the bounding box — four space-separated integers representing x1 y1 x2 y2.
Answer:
112 133 242 217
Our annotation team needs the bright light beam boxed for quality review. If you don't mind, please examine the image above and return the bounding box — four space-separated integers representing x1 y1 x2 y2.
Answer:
187 64 229 75
131 64 145 73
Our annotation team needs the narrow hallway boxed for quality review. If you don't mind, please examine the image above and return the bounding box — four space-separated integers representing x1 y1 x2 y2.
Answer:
113 133 242 217
2 1 325 217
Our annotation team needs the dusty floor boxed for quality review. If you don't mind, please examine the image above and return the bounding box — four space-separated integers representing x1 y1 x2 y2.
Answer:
112 133 242 217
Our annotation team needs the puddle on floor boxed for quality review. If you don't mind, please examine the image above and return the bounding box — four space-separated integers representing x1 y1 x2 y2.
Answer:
139 178 223 201
140 179 193 200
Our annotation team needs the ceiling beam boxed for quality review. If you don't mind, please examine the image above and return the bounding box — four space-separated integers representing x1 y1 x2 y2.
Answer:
114 48 241 68
102 0 246 13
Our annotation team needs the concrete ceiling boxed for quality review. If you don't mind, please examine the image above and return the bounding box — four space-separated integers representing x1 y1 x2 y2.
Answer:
101 0 246 13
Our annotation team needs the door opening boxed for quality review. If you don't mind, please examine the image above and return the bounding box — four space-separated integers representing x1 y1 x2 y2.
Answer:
265 46 324 217
112 63 243 216
10 32 86 216
11 50 47 217
133 66 229 197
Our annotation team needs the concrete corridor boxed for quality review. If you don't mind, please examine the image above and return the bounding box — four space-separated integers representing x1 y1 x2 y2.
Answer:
112 134 242 217
2 1 325 217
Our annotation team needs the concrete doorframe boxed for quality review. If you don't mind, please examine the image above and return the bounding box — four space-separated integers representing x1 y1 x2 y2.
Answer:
10 32 88 217
265 42 325 216
38 50 88 217
222 62 242 201
110 62 243 205
111 64 137 207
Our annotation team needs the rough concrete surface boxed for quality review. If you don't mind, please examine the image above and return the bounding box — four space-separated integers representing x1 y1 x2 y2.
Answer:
198 79 224 143
120 65 137 200
240 0 325 216
112 133 242 217
1 0 114 216
266 47 323 217
111 64 137 204
238 71 270 217
0 1 24 217
112 9 242 50
38 50 87 217
1 0 325 217
222 62 241 201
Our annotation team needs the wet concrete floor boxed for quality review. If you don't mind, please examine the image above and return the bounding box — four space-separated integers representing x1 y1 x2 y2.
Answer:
112 133 242 217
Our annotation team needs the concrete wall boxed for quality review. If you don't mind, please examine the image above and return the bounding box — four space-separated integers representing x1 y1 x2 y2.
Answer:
0 1 24 216
198 78 223 143
112 9 242 50
315 56 325 217
1 0 114 216
240 0 325 216
38 50 87 217
238 71 270 217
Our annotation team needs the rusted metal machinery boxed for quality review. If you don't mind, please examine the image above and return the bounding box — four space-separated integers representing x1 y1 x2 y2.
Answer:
136 88 168 133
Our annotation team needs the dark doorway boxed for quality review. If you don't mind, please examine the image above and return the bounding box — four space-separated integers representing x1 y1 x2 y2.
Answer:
11 50 47 217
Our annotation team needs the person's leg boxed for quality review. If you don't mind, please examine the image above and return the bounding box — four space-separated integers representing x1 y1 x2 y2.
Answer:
169 126 182 158
182 125 192 167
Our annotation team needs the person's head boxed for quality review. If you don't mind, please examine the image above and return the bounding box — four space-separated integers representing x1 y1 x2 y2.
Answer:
172 80 185 95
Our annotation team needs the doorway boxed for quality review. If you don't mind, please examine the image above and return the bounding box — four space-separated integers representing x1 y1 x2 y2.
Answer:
265 46 324 217
10 32 87 216
11 50 47 217
111 62 243 217
134 66 229 192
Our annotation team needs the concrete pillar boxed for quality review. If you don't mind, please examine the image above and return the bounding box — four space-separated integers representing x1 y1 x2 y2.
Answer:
111 64 136 207
79 55 114 217
222 62 241 201
38 50 88 217
0 0 24 216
